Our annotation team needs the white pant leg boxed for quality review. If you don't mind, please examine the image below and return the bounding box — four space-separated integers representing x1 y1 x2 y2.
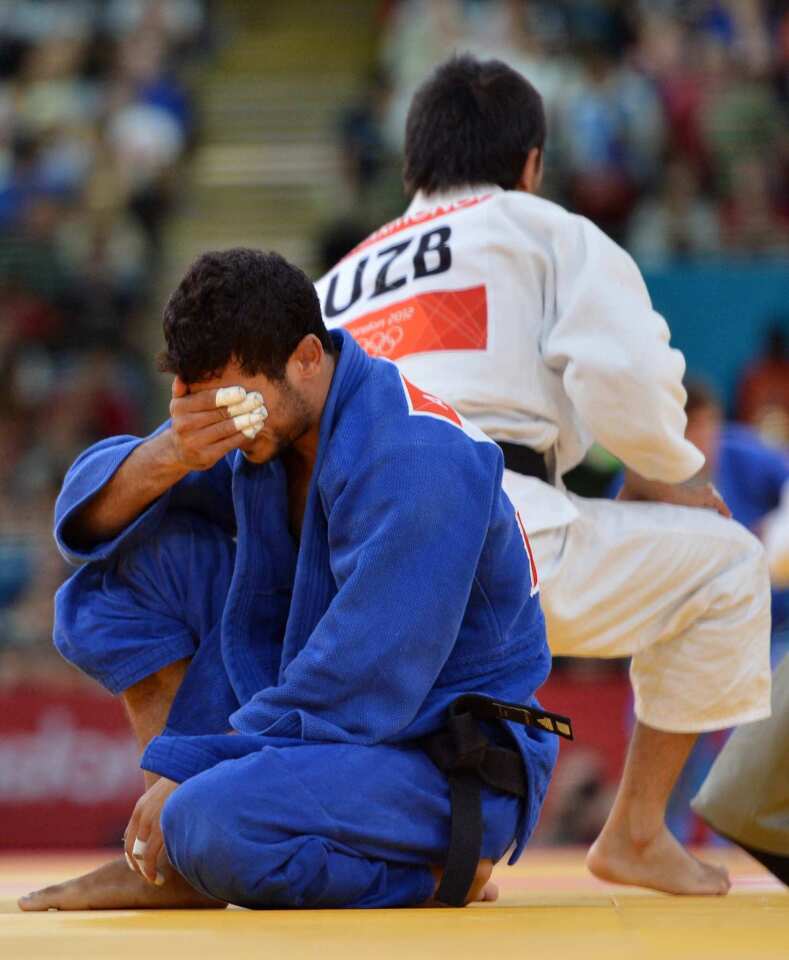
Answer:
530 496 772 733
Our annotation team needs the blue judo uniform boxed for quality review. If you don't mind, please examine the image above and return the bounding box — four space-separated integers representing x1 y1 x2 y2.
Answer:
53 331 558 908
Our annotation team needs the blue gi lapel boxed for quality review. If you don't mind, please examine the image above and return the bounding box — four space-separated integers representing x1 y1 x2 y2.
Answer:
221 457 295 703
221 331 372 703
277 331 372 678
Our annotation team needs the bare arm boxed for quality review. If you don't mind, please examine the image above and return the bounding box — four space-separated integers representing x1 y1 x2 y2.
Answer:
65 378 256 548
65 431 191 547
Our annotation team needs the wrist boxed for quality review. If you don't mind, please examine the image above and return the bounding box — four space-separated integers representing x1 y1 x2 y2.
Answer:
147 429 192 485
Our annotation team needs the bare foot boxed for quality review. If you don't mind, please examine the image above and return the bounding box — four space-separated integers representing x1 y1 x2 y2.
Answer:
586 823 731 896
423 858 499 906
18 858 226 911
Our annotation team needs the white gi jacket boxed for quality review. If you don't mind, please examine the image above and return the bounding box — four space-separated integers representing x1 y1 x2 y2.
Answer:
315 184 704 533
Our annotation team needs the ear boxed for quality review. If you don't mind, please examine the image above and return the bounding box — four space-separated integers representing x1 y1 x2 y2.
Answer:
516 147 543 194
290 334 324 379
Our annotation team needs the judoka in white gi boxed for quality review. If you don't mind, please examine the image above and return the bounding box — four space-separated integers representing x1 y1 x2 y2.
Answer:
315 55 773 896
19 248 561 911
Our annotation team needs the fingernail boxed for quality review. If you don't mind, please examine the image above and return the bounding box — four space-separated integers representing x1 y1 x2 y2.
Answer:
155 871 166 886
132 837 147 857
242 427 259 439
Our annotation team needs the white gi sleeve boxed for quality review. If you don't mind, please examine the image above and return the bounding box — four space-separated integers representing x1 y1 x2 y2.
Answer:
542 214 704 483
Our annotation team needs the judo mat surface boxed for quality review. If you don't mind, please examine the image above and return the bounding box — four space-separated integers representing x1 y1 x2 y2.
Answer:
1 847 786 960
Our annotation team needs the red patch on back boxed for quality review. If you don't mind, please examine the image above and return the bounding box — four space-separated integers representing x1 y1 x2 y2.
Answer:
344 286 487 362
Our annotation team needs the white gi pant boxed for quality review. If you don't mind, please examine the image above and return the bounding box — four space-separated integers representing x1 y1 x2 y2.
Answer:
523 488 772 733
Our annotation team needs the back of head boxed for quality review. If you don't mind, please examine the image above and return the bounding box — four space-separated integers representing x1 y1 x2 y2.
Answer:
403 54 545 198
159 248 332 383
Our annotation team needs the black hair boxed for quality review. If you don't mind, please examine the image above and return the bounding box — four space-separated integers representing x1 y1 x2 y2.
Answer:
403 54 546 197
158 248 332 383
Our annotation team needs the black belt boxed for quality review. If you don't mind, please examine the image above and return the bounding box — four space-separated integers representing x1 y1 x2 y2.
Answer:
497 442 549 482
422 694 573 906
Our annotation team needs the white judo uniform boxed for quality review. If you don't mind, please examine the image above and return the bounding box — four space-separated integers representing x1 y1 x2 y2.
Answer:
315 185 772 733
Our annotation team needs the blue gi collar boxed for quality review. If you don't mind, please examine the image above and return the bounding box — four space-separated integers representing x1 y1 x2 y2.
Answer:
313 329 373 472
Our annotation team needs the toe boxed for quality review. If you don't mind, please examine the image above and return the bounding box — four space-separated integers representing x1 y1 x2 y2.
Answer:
480 880 499 902
18 888 56 911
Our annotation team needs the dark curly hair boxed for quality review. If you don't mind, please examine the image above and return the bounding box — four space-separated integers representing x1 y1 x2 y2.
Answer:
158 248 333 383
403 54 545 197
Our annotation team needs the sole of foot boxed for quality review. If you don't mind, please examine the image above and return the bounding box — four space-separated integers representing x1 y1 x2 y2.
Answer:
17 858 226 911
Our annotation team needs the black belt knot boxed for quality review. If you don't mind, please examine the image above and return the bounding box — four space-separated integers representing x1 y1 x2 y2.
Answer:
422 694 572 907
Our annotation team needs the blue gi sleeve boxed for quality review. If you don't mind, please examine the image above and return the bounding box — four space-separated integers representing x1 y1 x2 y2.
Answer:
229 441 499 743
54 424 235 565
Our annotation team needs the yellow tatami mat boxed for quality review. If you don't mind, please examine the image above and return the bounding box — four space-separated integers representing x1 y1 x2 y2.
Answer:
1 847 786 960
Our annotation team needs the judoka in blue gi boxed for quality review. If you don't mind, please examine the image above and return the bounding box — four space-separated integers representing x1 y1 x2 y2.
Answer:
19 249 562 912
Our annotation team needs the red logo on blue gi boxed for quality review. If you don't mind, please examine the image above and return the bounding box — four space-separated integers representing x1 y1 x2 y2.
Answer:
399 374 463 428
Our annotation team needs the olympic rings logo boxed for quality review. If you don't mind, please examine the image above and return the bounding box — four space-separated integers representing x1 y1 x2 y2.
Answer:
358 325 404 357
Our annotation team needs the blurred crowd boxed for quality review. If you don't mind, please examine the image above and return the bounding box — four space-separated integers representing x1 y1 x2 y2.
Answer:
0 0 211 683
2 0 788 692
334 0 789 258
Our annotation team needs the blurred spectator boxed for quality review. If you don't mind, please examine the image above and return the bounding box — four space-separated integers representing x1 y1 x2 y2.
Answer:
539 749 616 846
736 325 789 445
684 378 788 543
337 67 402 226
555 47 664 241
379 0 465 150
0 0 211 683
627 160 720 263
719 154 789 254
609 375 789 629
368 0 789 253
315 217 370 276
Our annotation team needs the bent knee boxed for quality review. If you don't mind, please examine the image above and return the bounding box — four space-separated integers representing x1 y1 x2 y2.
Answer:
162 781 330 908
695 512 769 593
161 779 230 900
